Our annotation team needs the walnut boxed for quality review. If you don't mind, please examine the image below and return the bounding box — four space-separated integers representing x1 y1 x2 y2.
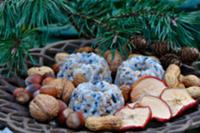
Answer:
40 78 75 103
29 94 59 122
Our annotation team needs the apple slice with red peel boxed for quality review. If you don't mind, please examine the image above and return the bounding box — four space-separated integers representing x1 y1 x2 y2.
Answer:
115 106 151 131
130 76 167 102
127 102 140 109
161 89 197 118
139 96 172 122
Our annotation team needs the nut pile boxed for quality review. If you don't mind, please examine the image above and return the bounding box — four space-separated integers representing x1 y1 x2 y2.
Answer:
13 46 200 131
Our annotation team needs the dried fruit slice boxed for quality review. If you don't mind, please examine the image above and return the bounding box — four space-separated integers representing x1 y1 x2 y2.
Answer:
161 89 197 118
139 96 171 122
130 76 167 102
127 102 139 108
115 106 151 130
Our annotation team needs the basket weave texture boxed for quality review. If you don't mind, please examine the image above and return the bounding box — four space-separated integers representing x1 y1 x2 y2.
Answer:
0 40 200 133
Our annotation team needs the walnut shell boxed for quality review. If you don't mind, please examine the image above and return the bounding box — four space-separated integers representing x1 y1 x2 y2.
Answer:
72 73 87 87
29 94 59 122
62 80 75 103
28 66 54 76
55 53 69 65
40 78 75 103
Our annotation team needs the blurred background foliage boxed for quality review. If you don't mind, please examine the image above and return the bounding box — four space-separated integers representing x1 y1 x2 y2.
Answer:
0 0 200 77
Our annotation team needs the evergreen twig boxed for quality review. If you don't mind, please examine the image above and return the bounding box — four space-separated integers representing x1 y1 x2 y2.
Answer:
0 0 200 77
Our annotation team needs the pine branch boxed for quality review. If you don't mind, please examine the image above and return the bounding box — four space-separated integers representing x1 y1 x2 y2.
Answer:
17 0 68 29
108 0 200 49
0 30 39 77
0 0 200 77
64 0 114 38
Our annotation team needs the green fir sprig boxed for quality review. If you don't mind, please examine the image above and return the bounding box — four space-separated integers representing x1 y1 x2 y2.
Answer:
0 0 200 77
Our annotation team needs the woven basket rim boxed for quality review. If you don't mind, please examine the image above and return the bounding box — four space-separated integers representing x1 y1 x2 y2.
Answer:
0 39 200 133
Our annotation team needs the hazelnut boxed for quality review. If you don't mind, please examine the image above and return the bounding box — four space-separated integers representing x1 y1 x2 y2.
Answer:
29 94 59 122
25 74 43 86
66 112 85 129
52 63 60 73
26 84 41 96
58 108 73 125
13 88 30 104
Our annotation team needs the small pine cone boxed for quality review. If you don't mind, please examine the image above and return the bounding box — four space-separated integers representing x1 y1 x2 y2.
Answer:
130 35 148 50
180 47 200 64
151 41 170 56
160 53 181 69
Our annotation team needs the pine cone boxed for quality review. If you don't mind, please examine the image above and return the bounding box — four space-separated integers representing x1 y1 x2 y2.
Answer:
180 47 200 64
160 53 181 69
151 41 170 56
130 35 148 50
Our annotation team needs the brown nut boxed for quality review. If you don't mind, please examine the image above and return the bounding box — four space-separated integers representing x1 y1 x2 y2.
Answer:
42 77 55 85
76 46 94 53
186 86 200 99
105 50 123 73
176 83 185 88
40 85 58 97
13 88 31 104
28 66 54 76
62 79 75 103
55 53 69 65
66 112 85 129
164 64 181 88
52 63 60 73
120 85 131 102
128 54 141 59
85 115 122 131
25 74 43 86
72 73 87 87
58 108 73 125
94 48 101 55
41 78 65 98
29 94 59 122
179 75 200 87
40 78 75 103
58 100 67 114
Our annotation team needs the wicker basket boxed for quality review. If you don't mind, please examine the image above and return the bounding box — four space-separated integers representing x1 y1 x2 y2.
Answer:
0 40 200 133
